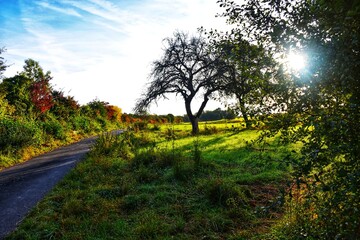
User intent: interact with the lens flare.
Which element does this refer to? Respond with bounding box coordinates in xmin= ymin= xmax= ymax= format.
xmin=287 ymin=52 xmax=306 ymax=71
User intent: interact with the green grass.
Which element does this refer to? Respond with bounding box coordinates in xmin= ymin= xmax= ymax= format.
xmin=145 ymin=117 xmax=246 ymax=133
xmin=7 ymin=126 xmax=299 ymax=239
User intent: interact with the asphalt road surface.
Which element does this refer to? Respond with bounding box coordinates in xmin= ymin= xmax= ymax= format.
xmin=0 ymin=136 xmax=99 ymax=239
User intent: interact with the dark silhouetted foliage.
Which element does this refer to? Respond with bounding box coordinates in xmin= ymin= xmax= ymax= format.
xmin=218 ymin=0 xmax=360 ymax=238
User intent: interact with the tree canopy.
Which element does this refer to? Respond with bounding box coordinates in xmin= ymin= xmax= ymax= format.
xmin=213 ymin=37 xmax=276 ymax=128
xmin=1 ymin=59 xmax=54 ymax=117
xmin=0 ymin=75 xmax=34 ymax=116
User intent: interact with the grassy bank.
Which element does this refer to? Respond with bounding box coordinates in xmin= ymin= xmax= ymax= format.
xmin=0 ymin=116 xmax=122 ymax=170
xmin=7 ymin=125 xmax=299 ymax=239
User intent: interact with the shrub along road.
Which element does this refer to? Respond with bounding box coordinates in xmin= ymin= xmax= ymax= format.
xmin=0 ymin=136 xmax=100 ymax=239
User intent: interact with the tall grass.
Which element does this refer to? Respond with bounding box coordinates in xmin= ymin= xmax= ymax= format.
xmin=7 ymin=126 xmax=299 ymax=239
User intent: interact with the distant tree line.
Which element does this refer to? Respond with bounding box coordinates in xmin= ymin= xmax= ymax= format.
xmin=183 ymin=108 xmax=236 ymax=122
xmin=121 ymin=113 xmax=183 ymax=125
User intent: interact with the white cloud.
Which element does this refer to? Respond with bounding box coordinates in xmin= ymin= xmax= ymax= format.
xmin=61 ymin=0 xmax=130 ymax=24
xmin=35 ymin=1 xmax=82 ymax=18
xmin=3 ymin=0 xmax=228 ymax=115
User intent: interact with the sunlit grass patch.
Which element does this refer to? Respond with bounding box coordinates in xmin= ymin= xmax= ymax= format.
xmin=7 ymin=126 xmax=300 ymax=239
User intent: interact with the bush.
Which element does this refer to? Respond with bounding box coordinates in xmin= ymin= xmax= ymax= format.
xmin=70 ymin=115 xmax=91 ymax=133
xmin=192 ymin=137 xmax=202 ymax=168
xmin=42 ymin=119 xmax=66 ymax=140
xmin=0 ymin=118 xmax=41 ymax=152
xmin=90 ymin=120 xmax=103 ymax=132
xmin=96 ymin=116 xmax=108 ymax=130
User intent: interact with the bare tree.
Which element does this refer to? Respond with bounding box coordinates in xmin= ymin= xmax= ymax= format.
xmin=134 ymin=31 xmax=229 ymax=134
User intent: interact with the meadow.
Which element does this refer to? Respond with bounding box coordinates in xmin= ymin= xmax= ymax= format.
xmin=7 ymin=120 xmax=300 ymax=239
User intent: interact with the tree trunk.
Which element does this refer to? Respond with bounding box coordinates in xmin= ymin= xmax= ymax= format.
xmin=185 ymin=98 xmax=200 ymax=135
xmin=189 ymin=116 xmax=199 ymax=135
xmin=239 ymin=98 xmax=250 ymax=128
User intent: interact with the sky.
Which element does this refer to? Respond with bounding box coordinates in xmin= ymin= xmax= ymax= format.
xmin=0 ymin=0 xmax=229 ymax=115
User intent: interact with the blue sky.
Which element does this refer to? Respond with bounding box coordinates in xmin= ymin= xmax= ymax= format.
xmin=0 ymin=0 xmax=227 ymax=115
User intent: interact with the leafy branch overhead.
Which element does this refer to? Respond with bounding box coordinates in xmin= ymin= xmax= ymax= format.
xmin=217 ymin=0 xmax=360 ymax=238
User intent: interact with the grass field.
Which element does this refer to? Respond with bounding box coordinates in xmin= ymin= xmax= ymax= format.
xmin=7 ymin=122 xmax=300 ymax=239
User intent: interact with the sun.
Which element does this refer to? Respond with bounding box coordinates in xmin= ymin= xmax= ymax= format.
xmin=287 ymin=52 xmax=306 ymax=71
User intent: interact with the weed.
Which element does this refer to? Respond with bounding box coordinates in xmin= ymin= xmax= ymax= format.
xmin=164 ymin=126 xmax=177 ymax=161
xmin=192 ymin=137 xmax=202 ymax=168
xmin=91 ymin=132 xmax=134 ymax=160
xmin=165 ymin=127 xmax=176 ymax=141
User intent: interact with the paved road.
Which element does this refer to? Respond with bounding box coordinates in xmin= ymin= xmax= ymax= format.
xmin=0 ymin=136 xmax=98 ymax=239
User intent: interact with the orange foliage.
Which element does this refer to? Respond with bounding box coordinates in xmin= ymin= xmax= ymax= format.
xmin=106 ymin=105 xmax=122 ymax=122
xmin=30 ymin=79 xmax=53 ymax=113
